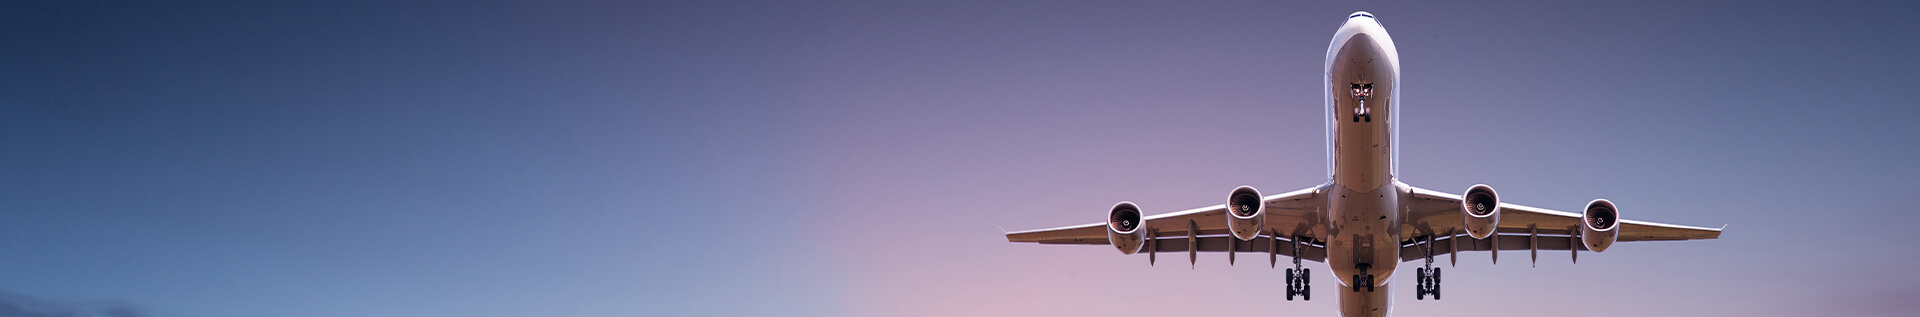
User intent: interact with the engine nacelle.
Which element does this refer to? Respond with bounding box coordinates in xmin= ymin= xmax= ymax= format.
xmin=1226 ymin=186 xmax=1265 ymax=241
xmin=1581 ymin=199 xmax=1620 ymax=252
xmin=1108 ymin=201 xmax=1148 ymax=255
xmin=1461 ymin=184 xmax=1502 ymax=239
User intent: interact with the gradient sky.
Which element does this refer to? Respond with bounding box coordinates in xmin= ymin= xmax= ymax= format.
xmin=4 ymin=1 xmax=1919 ymax=317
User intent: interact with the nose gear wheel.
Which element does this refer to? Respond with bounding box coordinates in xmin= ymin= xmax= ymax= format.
xmin=1349 ymin=83 xmax=1374 ymax=123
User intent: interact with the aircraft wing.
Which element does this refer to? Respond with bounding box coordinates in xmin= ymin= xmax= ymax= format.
xmin=1398 ymin=185 xmax=1722 ymax=262
xmin=1005 ymin=185 xmax=1332 ymax=262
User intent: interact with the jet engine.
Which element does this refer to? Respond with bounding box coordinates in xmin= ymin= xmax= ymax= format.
xmin=1461 ymin=184 xmax=1502 ymax=239
xmin=1227 ymin=186 xmax=1265 ymax=241
xmin=1108 ymin=201 xmax=1148 ymax=255
xmin=1581 ymin=199 xmax=1620 ymax=252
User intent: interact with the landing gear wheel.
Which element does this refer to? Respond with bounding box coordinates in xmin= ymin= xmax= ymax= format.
xmin=1432 ymin=268 xmax=1441 ymax=300
xmin=1352 ymin=275 xmax=1361 ymax=293
xmin=1285 ymin=267 xmax=1314 ymax=301
xmin=1413 ymin=267 xmax=1443 ymax=300
xmin=1352 ymin=262 xmax=1378 ymax=292
xmin=1415 ymin=269 xmax=1428 ymax=300
xmin=1285 ymin=268 xmax=1297 ymax=301
xmin=1301 ymin=268 xmax=1311 ymax=301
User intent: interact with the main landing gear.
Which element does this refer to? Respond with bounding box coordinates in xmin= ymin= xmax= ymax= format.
xmin=1351 ymin=263 xmax=1376 ymax=292
xmin=1415 ymin=236 xmax=1442 ymax=300
xmin=1415 ymin=267 xmax=1441 ymax=300
xmin=1285 ymin=267 xmax=1311 ymax=301
xmin=1284 ymin=244 xmax=1310 ymax=301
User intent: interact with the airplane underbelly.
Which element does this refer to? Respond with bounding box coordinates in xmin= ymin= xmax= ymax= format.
xmin=1328 ymin=32 xmax=1395 ymax=193
xmin=1328 ymin=185 xmax=1400 ymax=277
xmin=1332 ymin=124 xmax=1391 ymax=192
xmin=1339 ymin=282 xmax=1393 ymax=317
xmin=1328 ymin=184 xmax=1400 ymax=317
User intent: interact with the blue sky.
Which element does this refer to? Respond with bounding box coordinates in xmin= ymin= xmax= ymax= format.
xmin=3 ymin=1 xmax=1919 ymax=316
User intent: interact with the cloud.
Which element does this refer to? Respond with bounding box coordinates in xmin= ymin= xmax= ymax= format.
xmin=0 ymin=291 xmax=147 ymax=317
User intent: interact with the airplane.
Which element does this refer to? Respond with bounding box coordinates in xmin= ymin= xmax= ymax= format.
xmin=1003 ymin=11 xmax=1723 ymax=317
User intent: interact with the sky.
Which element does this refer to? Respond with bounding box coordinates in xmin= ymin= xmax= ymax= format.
xmin=3 ymin=1 xmax=1919 ymax=316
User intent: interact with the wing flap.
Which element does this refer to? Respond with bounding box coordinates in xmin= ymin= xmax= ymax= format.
xmin=1399 ymin=233 xmax=1584 ymax=262
xmin=1153 ymin=235 xmax=1329 ymax=262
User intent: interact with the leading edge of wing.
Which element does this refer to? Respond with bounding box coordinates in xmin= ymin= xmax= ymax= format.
xmin=1004 ymin=186 xmax=1324 ymax=244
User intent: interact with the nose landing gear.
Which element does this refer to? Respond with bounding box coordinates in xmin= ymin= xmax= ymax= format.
xmin=1349 ymin=83 xmax=1373 ymax=123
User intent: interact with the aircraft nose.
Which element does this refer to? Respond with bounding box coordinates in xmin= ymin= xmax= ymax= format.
xmin=1340 ymin=33 xmax=1381 ymax=57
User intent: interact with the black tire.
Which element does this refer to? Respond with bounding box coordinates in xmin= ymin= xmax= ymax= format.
xmin=1302 ymin=268 xmax=1310 ymax=285
xmin=1416 ymin=268 xmax=1426 ymax=286
xmin=1286 ymin=269 xmax=1295 ymax=288
xmin=1303 ymin=284 xmax=1311 ymax=301
xmin=1352 ymin=275 xmax=1361 ymax=292
xmin=1433 ymin=268 xmax=1441 ymax=284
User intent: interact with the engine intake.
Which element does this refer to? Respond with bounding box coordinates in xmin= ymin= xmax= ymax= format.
xmin=1581 ymin=199 xmax=1620 ymax=252
xmin=1461 ymin=184 xmax=1501 ymax=239
xmin=1226 ymin=186 xmax=1265 ymax=241
xmin=1108 ymin=201 xmax=1148 ymax=255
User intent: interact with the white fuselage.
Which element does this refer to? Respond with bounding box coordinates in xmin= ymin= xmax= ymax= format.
xmin=1323 ymin=13 xmax=1402 ymax=317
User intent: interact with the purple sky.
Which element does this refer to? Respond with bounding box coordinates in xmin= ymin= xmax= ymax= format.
xmin=4 ymin=1 xmax=1919 ymax=317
